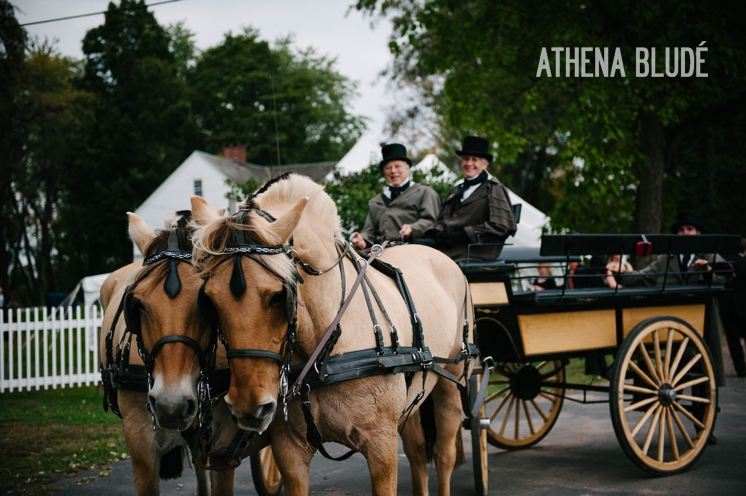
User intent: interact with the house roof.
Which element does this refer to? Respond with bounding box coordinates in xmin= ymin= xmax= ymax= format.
xmin=198 ymin=151 xmax=337 ymax=183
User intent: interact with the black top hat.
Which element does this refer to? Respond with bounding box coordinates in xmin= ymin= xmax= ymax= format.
xmin=379 ymin=143 xmax=412 ymax=169
xmin=456 ymin=136 xmax=493 ymax=162
xmin=670 ymin=210 xmax=705 ymax=233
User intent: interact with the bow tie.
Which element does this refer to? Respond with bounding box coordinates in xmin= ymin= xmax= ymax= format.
xmin=448 ymin=171 xmax=488 ymax=204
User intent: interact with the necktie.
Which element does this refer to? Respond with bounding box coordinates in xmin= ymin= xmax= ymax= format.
xmin=448 ymin=171 xmax=488 ymax=204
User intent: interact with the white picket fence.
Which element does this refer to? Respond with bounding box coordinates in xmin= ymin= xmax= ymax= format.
xmin=0 ymin=305 xmax=103 ymax=393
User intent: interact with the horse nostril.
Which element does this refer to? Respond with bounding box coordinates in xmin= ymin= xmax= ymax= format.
xmin=255 ymin=402 xmax=276 ymax=420
xmin=185 ymin=399 xmax=197 ymax=418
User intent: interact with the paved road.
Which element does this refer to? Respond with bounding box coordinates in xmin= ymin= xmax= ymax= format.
xmin=55 ymin=367 xmax=746 ymax=495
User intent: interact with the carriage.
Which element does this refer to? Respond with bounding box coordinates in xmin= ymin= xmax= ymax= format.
xmin=101 ymin=176 xmax=739 ymax=495
xmin=460 ymin=232 xmax=740 ymax=493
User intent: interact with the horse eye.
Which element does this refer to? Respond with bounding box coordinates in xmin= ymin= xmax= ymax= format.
xmin=268 ymin=291 xmax=284 ymax=307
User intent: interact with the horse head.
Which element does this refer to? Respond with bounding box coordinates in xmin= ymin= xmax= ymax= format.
xmin=191 ymin=174 xmax=340 ymax=433
xmin=126 ymin=211 xmax=215 ymax=432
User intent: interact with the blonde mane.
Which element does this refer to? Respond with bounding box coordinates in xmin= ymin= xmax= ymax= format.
xmin=248 ymin=174 xmax=342 ymax=236
xmin=192 ymin=174 xmax=341 ymax=279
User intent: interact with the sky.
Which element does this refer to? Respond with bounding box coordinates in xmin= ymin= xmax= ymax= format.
xmin=15 ymin=0 xmax=395 ymax=136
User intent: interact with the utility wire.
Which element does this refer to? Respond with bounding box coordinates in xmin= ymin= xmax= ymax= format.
xmin=13 ymin=0 xmax=184 ymax=28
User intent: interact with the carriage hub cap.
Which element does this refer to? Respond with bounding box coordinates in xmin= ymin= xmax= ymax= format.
xmin=658 ymin=384 xmax=677 ymax=406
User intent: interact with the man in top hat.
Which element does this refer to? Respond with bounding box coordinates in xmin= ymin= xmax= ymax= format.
xmin=351 ymin=143 xmax=441 ymax=250
xmin=606 ymin=210 xmax=729 ymax=287
xmin=425 ymin=136 xmax=516 ymax=261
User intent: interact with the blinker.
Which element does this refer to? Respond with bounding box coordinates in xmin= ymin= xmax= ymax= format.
xmin=164 ymin=227 xmax=182 ymax=298
xmin=230 ymin=254 xmax=247 ymax=299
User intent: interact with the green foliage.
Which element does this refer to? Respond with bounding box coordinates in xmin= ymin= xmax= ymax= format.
xmin=357 ymin=0 xmax=746 ymax=234
xmin=190 ymin=28 xmax=367 ymax=165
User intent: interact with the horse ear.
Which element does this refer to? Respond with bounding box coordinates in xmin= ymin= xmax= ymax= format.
xmin=255 ymin=197 xmax=309 ymax=245
xmin=217 ymin=208 xmax=226 ymax=217
xmin=191 ymin=196 xmax=222 ymax=226
xmin=127 ymin=212 xmax=156 ymax=256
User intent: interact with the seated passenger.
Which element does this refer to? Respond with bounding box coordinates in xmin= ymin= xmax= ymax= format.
xmin=425 ymin=136 xmax=516 ymax=261
xmin=531 ymin=263 xmax=558 ymax=291
xmin=351 ymin=143 xmax=441 ymax=250
xmin=604 ymin=254 xmax=633 ymax=289
xmin=573 ymin=255 xmax=608 ymax=289
xmin=606 ymin=210 xmax=729 ymax=287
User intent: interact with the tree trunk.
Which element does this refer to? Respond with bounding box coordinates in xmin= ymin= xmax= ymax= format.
xmin=635 ymin=110 xmax=666 ymax=234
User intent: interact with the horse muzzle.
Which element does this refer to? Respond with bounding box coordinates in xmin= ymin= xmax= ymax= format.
xmin=226 ymin=398 xmax=277 ymax=433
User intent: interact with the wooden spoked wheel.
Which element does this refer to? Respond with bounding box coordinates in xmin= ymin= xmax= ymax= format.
xmin=250 ymin=446 xmax=283 ymax=496
xmin=610 ymin=316 xmax=717 ymax=476
xmin=485 ymin=360 xmax=565 ymax=450
xmin=470 ymin=373 xmax=489 ymax=496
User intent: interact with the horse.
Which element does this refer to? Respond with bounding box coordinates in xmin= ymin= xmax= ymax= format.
xmin=189 ymin=173 xmax=476 ymax=496
xmin=99 ymin=210 xmax=240 ymax=496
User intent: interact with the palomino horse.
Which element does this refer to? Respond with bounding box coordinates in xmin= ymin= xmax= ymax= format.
xmin=100 ymin=211 xmax=239 ymax=496
xmin=190 ymin=173 xmax=475 ymax=495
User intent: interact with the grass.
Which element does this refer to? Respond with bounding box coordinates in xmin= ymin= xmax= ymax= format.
xmin=0 ymin=386 xmax=127 ymax=495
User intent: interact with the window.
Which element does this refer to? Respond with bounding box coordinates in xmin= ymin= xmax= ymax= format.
xmin=194 ymin=179 xmax=203 ymax=197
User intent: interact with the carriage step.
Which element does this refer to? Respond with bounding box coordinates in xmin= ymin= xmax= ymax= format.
xmin=462 ymin=418 xmax=491 ymax=430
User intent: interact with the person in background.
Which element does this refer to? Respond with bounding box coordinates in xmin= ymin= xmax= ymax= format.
xmin=0 ymin=286 xmax=4 ymax=310
xmin=605 ymin=210 xmax=729 ymax=287
xmin=720 ymin=238 xmax=746 ymax=378
xmin=573 ymin=255 xmax=608 ymax=289
xmin=531 ymin=263 xmax=558 ymax=291
xmin=352 ymin=143 xmax=441 ymax=250
xmin=604 ymin=254 xmax=633 ymax=289
xmin=425 ymin=136 xmax=516 ymax=261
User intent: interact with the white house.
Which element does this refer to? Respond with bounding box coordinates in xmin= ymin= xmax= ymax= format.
xmin=132 ymin=146 xmax=336 ymax=260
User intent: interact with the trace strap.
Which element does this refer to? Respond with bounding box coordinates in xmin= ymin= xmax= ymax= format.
xmin=286 ymin=242 xmax=387 ymax=402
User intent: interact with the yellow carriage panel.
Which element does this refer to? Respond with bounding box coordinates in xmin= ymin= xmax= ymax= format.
xmin=518 ymin=309 xmax=616 ymax=356
xmin=622 ymin=304 xmax=705 ymax=338
xmin=470 ymin=282 xmax=509 ymax=306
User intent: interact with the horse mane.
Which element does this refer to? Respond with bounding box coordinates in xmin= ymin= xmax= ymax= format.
xmin=143 ymin=210 xmax=194 ymax=257
xmin=247 ymin=173 xmax=342 ymax=236
xmin=192 ymin=173 xmax=340 ymax=279
xmin=136 ymin=210 xmax=194 ymax=286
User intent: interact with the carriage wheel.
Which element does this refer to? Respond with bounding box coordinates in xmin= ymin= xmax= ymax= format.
xmin=250 ymin=446 xmax=283 ymax=496
xmin=485 ymin=360 xmax=564 ymax=450
xmin=610 ymin=316 xmax=717 ymax=476
xmin=470 ymin=373 xmax=489 ymax=496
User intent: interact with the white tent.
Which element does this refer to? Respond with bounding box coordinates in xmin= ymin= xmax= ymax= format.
xmin=325 ymin=130 xmax=384 ymax=180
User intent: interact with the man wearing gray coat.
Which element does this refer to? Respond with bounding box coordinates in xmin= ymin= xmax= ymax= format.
xmin=352 ymin=143 xmax=441 ymax=249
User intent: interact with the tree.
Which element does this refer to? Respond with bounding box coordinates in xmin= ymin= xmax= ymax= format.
xmin=189 ymin=28 xmax=367 ymax=165
xmin=357 ymin=0 xmax=746 ymax=234
xmin=57 ymin=0 xmax=199 ymax=278
xmin=0 ymin=0 xmax=28 ymax=297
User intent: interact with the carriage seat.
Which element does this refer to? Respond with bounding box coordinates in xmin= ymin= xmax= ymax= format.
xmin=458 ymin=260 xmax=515 ymax=275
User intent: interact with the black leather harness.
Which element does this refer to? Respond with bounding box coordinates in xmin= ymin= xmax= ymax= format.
xmin=202 ymin=206 xmax=486 ymax=461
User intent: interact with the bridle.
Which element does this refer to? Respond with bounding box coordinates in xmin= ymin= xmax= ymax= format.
xmin=196 ymin=206 xmax=354 ymax=418
xmin=103 ymin=228 xmax=219 ymax=427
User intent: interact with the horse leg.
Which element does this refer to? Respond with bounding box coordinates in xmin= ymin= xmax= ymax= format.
xmin=430 ymin=380 xmax=463 ymax=496
xmin=401 ymin=409 xmax=430 ymax=496
xmin=208 ymin=467 xmax=235 ymax=496
xmin=194 ymin=466 xmax=209 ymax=496
xmin=362 ymin=425 xmax=400 ymax=496
xmin=269 ymin=430 xmax=314 ymax=496
xmin=121 ymin=393 xmax=160 ymax=496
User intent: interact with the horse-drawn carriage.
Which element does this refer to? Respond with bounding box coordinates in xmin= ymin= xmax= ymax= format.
xmin=99 ymin=174 xmax=739 ymax=495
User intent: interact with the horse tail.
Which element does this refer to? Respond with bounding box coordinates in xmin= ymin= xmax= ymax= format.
xmin=454 ymin=424 xmax=465 ymax=468
xmin=159 ymin=446 xmax=184 ymax=480
xmin=419 ymin=395 xmax=436 ymax=463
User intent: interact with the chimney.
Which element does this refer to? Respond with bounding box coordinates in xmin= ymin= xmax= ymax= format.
xmin=223 ymin=143 xmax=247 ymax=165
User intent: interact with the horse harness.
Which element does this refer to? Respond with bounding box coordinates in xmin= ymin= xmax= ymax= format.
xmin=201 ymin=206 xmax=483 ymax=462
xmin=100 ymin=229 xmax=237 ymax=471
